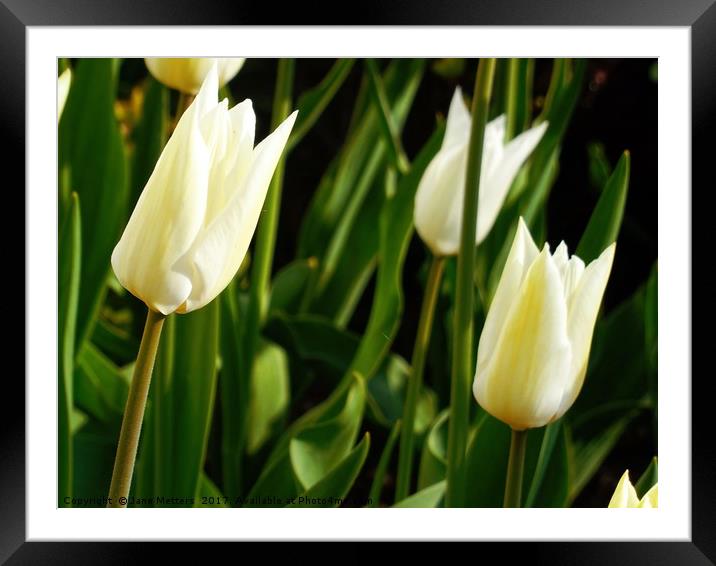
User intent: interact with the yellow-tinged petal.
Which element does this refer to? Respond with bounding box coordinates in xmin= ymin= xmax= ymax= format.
xmin=608 ymin=470 xmax=641 ymax=508
xmin=555 ymin=243 xmax=616 ymax=418
xmin=474 ymin=244 xmax=571 ymax=430
xmin=639 ymin=484 xmax=658 ymax=508
xmin=145 ymin=57 xmax=245 ymax=94
xmin=476 ymin=217 xmax=539 ymax=372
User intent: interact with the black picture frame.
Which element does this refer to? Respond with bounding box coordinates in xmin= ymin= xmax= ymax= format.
xmin=6 ymin=0 xmax=707 ymax=560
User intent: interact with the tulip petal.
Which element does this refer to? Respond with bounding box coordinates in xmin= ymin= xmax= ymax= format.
xmin=476 ymin=217 xmax=539 ymax=372
xmin=443 ymin=87 xmax=471 ymax=150
xmin=476 ymin=121 xmax=547 ymax=243
xmin=111 ymin=86 xmax=211 ymax=314
xmin=639 ymin=484 xmax=658 ymax=508
xmin=217 ymin=58 xmax=246 ymax=86
xmin=57 ymin=68 xmax=71 ymax=121
xmin=413 ymin=142 xmax=467 ymax=256
xmin=608 ymin=470 xmax=640 ymax=508
xmin=553 ymin=241 xmax=586 ymax=301
xmin=177 ymin=111 xmax=297 ymax=312
xmin=474 ymin=244 xmax=571 ymax=430
xmin=554 ymin=243 xmax=616 ymax=419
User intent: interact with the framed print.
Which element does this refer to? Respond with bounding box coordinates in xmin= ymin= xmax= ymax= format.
xmin=7 ymin=0 xmax=708 ymax=560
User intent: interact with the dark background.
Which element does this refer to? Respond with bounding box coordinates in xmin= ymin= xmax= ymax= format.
xmin=119 ymin=58 xmax=657 ymax=507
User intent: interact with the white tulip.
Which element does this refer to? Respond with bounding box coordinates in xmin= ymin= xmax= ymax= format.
xmin=608 ymin=470 xmax=659 ymax=508
xmin=145 ymin=58 xmax=246 ymax=94
xmin=112 ymin=64 xmax=296 ymax=315
xmin=414 ymin=88 xmax=547 ymax=256
xmin=473 ymin=218 xmax=616 ymax=430
xmin=58 ymin=68 xmax=72 ymax=122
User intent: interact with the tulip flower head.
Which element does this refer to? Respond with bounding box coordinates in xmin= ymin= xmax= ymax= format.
xmin=473 ymin=218 xmax=616 ymax=430
xmin=112 ymin=64 xmax=296 ymax=315
xmin=608 ymin=470 xmax=658 ymax=508
xmin=145 ymin=58 xmax=246 ymax=95
xmin=58 ymin=68 xmax=72 ymax=122
xmin=414 ymin=88 xmax=547 ymax=256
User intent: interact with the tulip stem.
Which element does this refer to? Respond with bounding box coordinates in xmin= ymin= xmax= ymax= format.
xmin=504 ymin=428 xmax=528 ymax=508
xmin=107 ymin=308 xmax=166 ymax=508
xmin=445 ymin=57 xmax=496 ymax=508
xmin=395 ymin=254 xmax=445 ymax=503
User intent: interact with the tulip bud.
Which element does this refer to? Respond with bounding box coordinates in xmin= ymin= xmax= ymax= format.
xmin=608 ymin=470 xmax=658 ymax=508
xmin=144 ymin=58 xmax=246 ymax=94
xmin=473 ymin=218 xmax=615 ymax=430
xmin=111 ymin=64 xmax=296 ymax=315
xmin=414 ymin=88 xmax=547 ymax=256
xmin=58 ymin=68 xmax=71 ymax=121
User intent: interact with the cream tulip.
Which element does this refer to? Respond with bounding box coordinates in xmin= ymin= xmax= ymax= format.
xmin=414 ymin=88 xmax=547 ymax=256
xmin=608 ymin=470 xmax=658 ymax=508
xmin=145 ymin=58 xmax=246 ymax=94
xmin=111 ymin=64 xmax=297 ymax=315
xmin=58 ymin=68 xmax=71 ymax=121
xmin=473 ymin=218 xmax=616 ymax=430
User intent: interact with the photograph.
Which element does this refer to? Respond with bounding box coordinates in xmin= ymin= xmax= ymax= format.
xmin=57 ymin=56 xmax=658 ymax=510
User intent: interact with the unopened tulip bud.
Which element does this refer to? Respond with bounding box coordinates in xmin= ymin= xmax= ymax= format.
xmin=414 ymin=88 xmax=547 ymax=256
xmin=608 ymin=470 xmax=658 ymax=508
xmin=145 ymin=58 xmax=245 ymax=94
xmin=112 ymin=65 xmax=296 ymax=315
xmin=473 ymin=218 xmax=615 ymax=430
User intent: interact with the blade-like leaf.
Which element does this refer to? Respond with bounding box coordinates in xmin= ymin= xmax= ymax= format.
xmin=288 ymin=59 xmax=356 ymax=151
xmin=576 ymin=151 xmax=631 ymax=262
xmin=288 ymin=433 xmax=371 ymax=508
xmin=392 ymin=481 xmax=446 ymax=508
xmin=58 ymin=193 xmax=81 ymax=506
xmin=59 ymin=58 xmax=128 ymax=350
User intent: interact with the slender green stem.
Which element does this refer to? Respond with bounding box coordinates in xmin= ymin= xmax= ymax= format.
xmin=107 ymin=309 xmax=166 ymax=508
xmin=395 ymin=254 xmax=446 ymax=502
xmin=504 ymin=428 xmax=528 ymax=508
xmin=445 ymin=58 xmax=496 ymax=508
xmin=368 ymin=419 xmax=402 ymax=507
xmin=505 ymin=58 xmax=520 ymax=141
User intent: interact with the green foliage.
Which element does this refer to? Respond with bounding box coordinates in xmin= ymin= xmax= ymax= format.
xmin=58 ymin=58 xmax=656 ymax=510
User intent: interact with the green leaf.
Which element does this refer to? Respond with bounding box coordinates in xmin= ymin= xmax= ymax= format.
xmin=219 ymin=282 xmax=247 ymax=500
xmin=264 ymin=314 xmax=436 ymax=431
xmin=196 ymin=473 xmax=229 ymax=508
xmin=365 ymin=59 xmax=410 ymax=174
xmin=288 ymin=59 xmax=356 ymax=151
xmin=504 ymin=58 xmax=534 ymax=140
xmin=645 ymin=263 xmax=658 ymax=374
xmin=576 ymin=151 xmax=630 ymax=263
xmin=91 ymin=318 xmax=139 ymax=366
xmin=59 ymin=58 xmax=128 ymax=350
xmin=245 ymin=374 xmax=366 ymax=507
xmin=297 ymin=59 xmax=424 ymax=262
xmin=247 ymin=342 xmax=291 ymax=455
xmin=431 ymin=58 xmax=466 ymax=79
xmin=72 ymin=418 xmax=120 ymax=504
xmin=75 ymin=343 xmax=130 ymax=421
xmin=587 ymin=141 xmax=612 ymax=191
xmin=129 ymin=76 xmax=168 ymax=209
xmin=524 ymin=420 xmax=562 ymax=507
xmin=368 ymin=420 xmax=401 ymax=507
xmin=417 ymin=410 xmax=449 ymax=490
xmin=635 ymin=457 xmax=658 ymax=499
xmin=344 ymin=123 xmax=444 ymax=385
xmin=269 ymin=258 xmax=318 ymax=316
xmin=58 ymin=193 xmax=81 ymax=506
xmin=393 ymin=481 xmax=446 ymax=508
xmin=289 ymin=374 xmax=366 ymax=490
xmin=135 ymin=302 xmax=219 ymax=505
xmin=311 ymin=61 xmax=425 ymax=300
xmin=288 ymin=433 xmax=371 ymax=508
